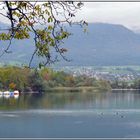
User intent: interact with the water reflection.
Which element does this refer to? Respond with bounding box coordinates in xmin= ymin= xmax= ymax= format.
xmin=0 ymin=91 xmax=140 ymax=110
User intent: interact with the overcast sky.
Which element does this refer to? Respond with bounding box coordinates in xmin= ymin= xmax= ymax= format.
xmin=1 ymin=2 xmax=140 ymax=31
xmin=76 ymin=2 xmax=140 ymax=31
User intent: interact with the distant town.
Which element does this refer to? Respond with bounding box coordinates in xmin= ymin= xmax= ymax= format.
xmin=52 ymin=66 xmax=140 ymax=89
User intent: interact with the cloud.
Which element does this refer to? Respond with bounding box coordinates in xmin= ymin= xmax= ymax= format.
xmin=1 ymin=2 xmax=140 ymax=31
xmin=75 ymin=2 xmax=140 ymax=30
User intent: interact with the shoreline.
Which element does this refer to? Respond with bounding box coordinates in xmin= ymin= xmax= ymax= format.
xmin=44 ymin=86 xmax=103 ymax=93
xmin=11 ymin=87 xmax=140 ymax=94
xmin=21 ymin=86 xmax=110 ymax=93
xmin=112 ymin=88 xmax=140 ymax=91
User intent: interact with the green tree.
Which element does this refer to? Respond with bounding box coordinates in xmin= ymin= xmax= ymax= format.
xmin=28 ymin=69 xmax=45 ymax=92
xmin=0 ymin=1 xmax=86 ymax=67
xmin=0 ymin=66 xmax=30 ymax=90
xmin=133 ymin=79 xmax=140 ymax=89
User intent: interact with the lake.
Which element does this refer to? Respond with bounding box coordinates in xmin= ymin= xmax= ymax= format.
xmin=0 ymin=90 xmax=140 ymax=138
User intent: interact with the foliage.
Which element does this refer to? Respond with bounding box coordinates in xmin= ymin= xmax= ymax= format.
xmin=0 ymin=66 xmax=30 ymax=91
xmin=0 ymin=1 xmax=86 ymax=67
xmin=110 ymin=79 xmax=140 ymax=89
xmin=39 ymin=69 xmax=111 ymax=90
xmin=9 ymin=82 xmax=16 ymax=90
xmin=28 ymin=69 xmax=45 ymax=92
xmin=0 ymin=66 xmax=111 ymax=92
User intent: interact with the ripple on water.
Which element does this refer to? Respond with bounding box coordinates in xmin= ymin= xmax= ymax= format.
xmin=0 ymin=109 xmax=140 ymax=116
xmin=0 ymin=114 xmax=19 ymax=118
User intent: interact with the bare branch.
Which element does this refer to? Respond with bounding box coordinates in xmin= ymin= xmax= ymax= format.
xmin=0 ymin=1 xmax=84 ymax=67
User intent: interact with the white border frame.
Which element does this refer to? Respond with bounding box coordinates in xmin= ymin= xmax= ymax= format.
xmin=0 ymin=0 xmax=140 ymax=139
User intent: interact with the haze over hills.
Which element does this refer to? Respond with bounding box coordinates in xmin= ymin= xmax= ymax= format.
xmin=1 ymin=22 xmax=140 ymax=66
xmin=63 ymin=23 xmax=140 ymax=66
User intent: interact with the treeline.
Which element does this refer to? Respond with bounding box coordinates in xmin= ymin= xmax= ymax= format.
xmin=110 ymin=79 xmax=140 ymax=89
xmin=0 ymin=66 xmax=111 ymax=92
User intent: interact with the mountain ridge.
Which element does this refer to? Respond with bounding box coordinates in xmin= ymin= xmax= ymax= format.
xmin=0 ymin=22 xmax=140 ymax=66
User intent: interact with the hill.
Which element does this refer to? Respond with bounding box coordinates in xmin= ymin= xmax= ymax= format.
xmin=1 ymin=22 xmax=140 ymax=66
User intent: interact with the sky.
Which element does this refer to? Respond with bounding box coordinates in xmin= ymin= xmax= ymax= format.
xmin=75 ymin=2 xmax=140 ymax=31
xmin=1 ymin=2 xmax=140 ymax=31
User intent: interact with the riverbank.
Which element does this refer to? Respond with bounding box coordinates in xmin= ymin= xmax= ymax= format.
xmin=112 ymin=89 xmax=140 ymax=91
xmin=30 ymin=87 xmax=140 ymax=93
xmin=44 ymin=86 xmax=111 ymax=93
xmin=21 ymin=86 xmax=110 ymax=93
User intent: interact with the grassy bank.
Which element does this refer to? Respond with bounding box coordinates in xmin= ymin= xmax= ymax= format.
xmin=45 ymin=86 xmax=111 ymax=93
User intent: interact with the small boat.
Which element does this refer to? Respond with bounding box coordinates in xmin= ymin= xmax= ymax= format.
xmin=0 ymin=92 xmax=3 ymax=98
xmin=10 ymin=92 xmax=14 ymax=97
xmin=3 ymin=91 xmax=10 ymax=98
xmin=14 ymin=90 xmax=19 ymax=99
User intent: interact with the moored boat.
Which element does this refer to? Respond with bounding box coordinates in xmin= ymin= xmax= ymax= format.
xmin=14 ymin=90 xmax=19 ymax=99
xmin=0 ymin=90 xmax=20 ymax=98
xmin=3 ymin=91 xmax=10 ymax=98
xmin=10 ymin=92 xmax=14 ymax=97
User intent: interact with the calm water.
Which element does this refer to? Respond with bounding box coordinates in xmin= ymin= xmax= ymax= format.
xmin=1 ymin=91 xmax=140 ymax=138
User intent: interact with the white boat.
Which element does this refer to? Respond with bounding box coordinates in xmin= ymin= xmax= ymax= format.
xmin=0 ymin=92 xmax=3 ymax=98
xmin=3 ymin=91 xmax=10 ymax=98
xmin=14 ymin=90 xmax=19 ymax=99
